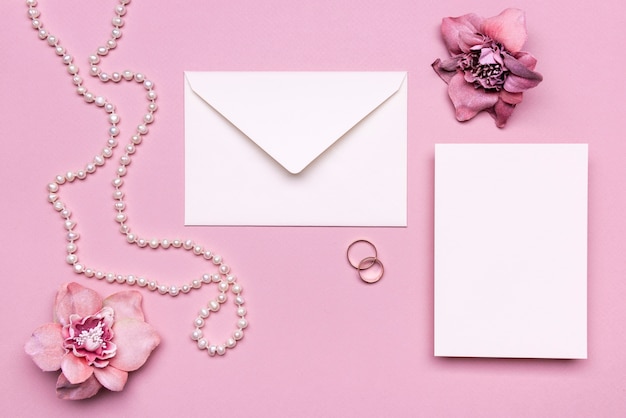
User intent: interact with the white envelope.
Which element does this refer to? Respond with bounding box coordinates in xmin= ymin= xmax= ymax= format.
xmin=434 ymin=144 xmax=588 ymax=359
xmin=184 ymin=71 xmax=407 ymax=226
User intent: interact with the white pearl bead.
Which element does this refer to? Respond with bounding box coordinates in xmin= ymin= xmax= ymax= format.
xmin=216 ymin=345 xmax=226 ymax=356
xmin=219 ymin=264 xmax=230 ymax=274
xmin=115 ymin=213 xmax=126 ymax=223
xmin=95 ymin=96 xmax=106 ymax=107
xmin=235 ymin=296 xmax=245 ymax=305
xmin=106 ymin=39 xmax=117 ymax=49
xmin=136 ymin=238 xmax=147 ymax=247
xmin=227 ymin=275 xmax=237 ymax=283
xmin=112 ymin=17 xmax=124 ymax=27
xmin=111 ymin=72 xmax=121 ymax=82
xmin=48 ymin=182 xmax=59 ymax=192
xmin=89 ymin=54 xmax=99 ymax=64
xmin=126 ymin=233 xmax=136 ymax=243
xmin=203 ymin=251 xmax=213 ymax=260
xmin=66 ymin=243 xmax=77 ymax=253
xmin=194 ymin=317 xmax=205 ymax=327
xmin=27 ymin=0 xmax=37 ymax=7
xmin=67 ymin=65 xmax=78 ymax=75
xmin=60 ymin=209 xmax=71 ymax=218
xmin=137 ymin=124 xmax=148 ymax=134
xmin=149 ymin=239 xmax=159 ymax=249
xmin=181 ymin=284 xmax=191 ymax=293
xmin=126 ymin=275 xmax=136 ymax=285
xmin=172 ymin=240 xmax=182 ymax=248
xmin=105 ymin=103 xmax=115 ymax=113
xmin=208 ymin=345 xmax=217 ymax=356
xmin=95 ymin=271 xmax=105 ymax=279
xmin=201 ymin=274 xmax=211 ymax=283
xmin=106 ymin=273 xmax=116 ymax=283
xmin=65 ymin=171 xmax=75 ymax=182
xmin=76 ymin=170 xmax=86 ymax=179
xmin=193 ymin=245 xmax=203 ymax=254
xmin=226 ymin=338 xmax=236 ymax=348
xmin=29 ymin=8 xmax=40 ymax=18
xmin=38 ymin=29 xmax=48 ymax=39
xmin=47 ymin=35 xmax=57 ymax=46
xmin=117 ymin=166 xmax=127 ymax=176
xmin=90 ymin=66 xmax=100 ymax=76
xmin=126 ymin=144 xmax=136 ymax=154
xmin=73 ymin=264 xmax=84 ymax=273
xmin=31 ymin=19 xmax=41 ymax=29
xmin=112 ymin=28 xmax=122 ymax=39
xmin=97 ymin=46 xmax=108 ymax=56
xmin=199 ymin=308 xmax=209 ymax=318
xmin=237 ymin=307 xmax=247 ymax=317
xmin=232 ymin=284 xmax=242 ymax=294
xmin=218 ymin=282 xmax=229 ymax=292
xmin=212 ymin=255 xmax=223 ymax=265
xmin=122 ymin=70 xmax=134 ymax=80
xmin=238 ymin=318 xmax=248 ymax=329
xmin=66 ymin=231 xmax=79 ymax=241
xmin=99 ymin=73 xmax=110 ymax=82
xmin=54 ymin=201 xmax=65 ymax=211
xmin=56 ymin=46 xmax=65 ymax=56
xmin=148 ymin=281 xmax=158 ymax=290
xmin=208 ymin=301 xmax=220 ymax=311
xmin=112 ymin=178 xmax=123 ymax=187
xmin=197 ymin=339 xmax=208 ymax=350
xmin=148 ymin=102 xmax=158 ymax=112
xmin=115 ymin=275 xmax=125 ymax=284
xmin=85 ymin=268 xmax=94 ymax=278
xmin=143 ymin=80 xmax=154 ymax=89
xmin=134 ymin=73 xmax=144 ymax=82
xmin=64 ymin=220 xmax=75 ymax=230
xmin=217 ymin=294 xmax=227 ymax=303
xmin=191 ymin=329 xmax=203 ymax=341
xmin=120 ymin=155 xmax=131 ymax=165
xmin=211 ymin=274 xmax=221 ymax=283
xmin=192 ymin=279 xmax=201 ymax=289
xmin=146 ymin=91 xmax=157 ymax=100
xmin=137 ymin=277 xmax=147 ymax=287
xmin=160 ymin=239 xmax=170 ymax=249
xmin=66 ymin=254 xmax=77 ymax=264
xmin=169 ymin=286 xmax=179 ymax=296
xmin=115 ymin=5 xmax=127 ymax=15
xmin=48 ymin=193 xmax=58 ymax=202
xmin=233 ymin=330 xmax=244 ymax=340
xmin=84 ymin=93 xmax=95 ymax=103
xmin=158 ymin=284 xmax=168 ymax=294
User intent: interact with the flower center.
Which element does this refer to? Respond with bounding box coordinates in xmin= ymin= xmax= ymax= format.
xmin=460 ymin=42 xmax=509 ymax=91
xmin=73 ymin=321 xmax=107 ymax=352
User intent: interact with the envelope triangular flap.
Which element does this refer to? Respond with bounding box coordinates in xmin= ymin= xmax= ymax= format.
xmin=186 ymin=71 xmax=406 ymax=174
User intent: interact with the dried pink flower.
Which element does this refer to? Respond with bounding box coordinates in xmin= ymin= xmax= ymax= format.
xmin=25 ymin=282 xmax=160 ymax=400
xmin=432 ymin=8 xmax=543 ymax=127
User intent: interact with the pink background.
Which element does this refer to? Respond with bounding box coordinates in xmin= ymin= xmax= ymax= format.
xmin=2 ymin=0 xmax=625 ymax=416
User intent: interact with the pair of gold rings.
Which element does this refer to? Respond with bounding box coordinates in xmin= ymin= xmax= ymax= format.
xmin=346 ymin=239 xmax=384 ymax=284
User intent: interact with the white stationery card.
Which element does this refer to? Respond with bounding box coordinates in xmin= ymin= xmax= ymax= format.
xmin=434 ymin=144 xmax=588 ymax=359
xmin=184 ymin=72 xmax=407 ymax=226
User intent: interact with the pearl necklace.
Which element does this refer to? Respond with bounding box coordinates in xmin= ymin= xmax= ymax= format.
xmin=26 ymin=0 xmax=248 ymax=356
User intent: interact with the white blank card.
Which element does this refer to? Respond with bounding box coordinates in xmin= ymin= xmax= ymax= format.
xmin=434 ymin=144 xmax=588 ymax=359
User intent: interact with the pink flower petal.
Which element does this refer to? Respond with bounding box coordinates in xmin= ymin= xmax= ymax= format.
xmin=502 ymin=54 xmax=543 ymax=93
xmin=447 ymin=72 xmax=499 ymax=122
xmin=500 ymin=90 xmax=523 ymax=105
xmin=25 ymin=323 xmax=65 ymax=371
xmin=109 ymin=318 xmax=160 ymax=372
xmin=56 ymin=373 xmax=102 ymax=400
xmin=54 ymin=282 xmax=103 ymax=326
xmin=103 ymin=290 xmax=145 ymax=322
xmin=441 ymin=13 xmax=484 ymax=54
xmin=513 ymin=51 xmax=538 ymax=70
xmin=432 ymin=58 xmax=459 ymax=84
xmin=61 ymin=352 xmax=94 ymax=384
xmin=482 ymin=8 xmax=528 ymax=54
xmin=93 ymin=366 xmax=129 ymax=392
xmin=487 ymin=98 xmax=516 ymax=128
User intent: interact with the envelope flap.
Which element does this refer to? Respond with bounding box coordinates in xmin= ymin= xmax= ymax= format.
xmin=185 ymin=71 xmax=406 ymax=174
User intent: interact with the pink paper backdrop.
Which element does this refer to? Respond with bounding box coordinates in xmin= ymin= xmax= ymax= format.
xmin=3 ymin=0 xmax=625 ymax=416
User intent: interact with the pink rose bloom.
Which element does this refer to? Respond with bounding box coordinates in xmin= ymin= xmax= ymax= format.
xmin=432 ymin=8 xmax=543 ymax=127
xmin=25 ymin=282 xmax=160 ymax=400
